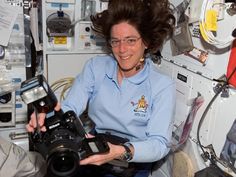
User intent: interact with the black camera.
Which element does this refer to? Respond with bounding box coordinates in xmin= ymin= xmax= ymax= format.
xmin=20 ymin=75 xmax=109 ymax=177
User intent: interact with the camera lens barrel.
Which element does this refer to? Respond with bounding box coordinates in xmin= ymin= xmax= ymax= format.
xmin=48 ymin=150 xmax=80 ymax=177
xmin=42 ymin=128 xmax=82 ymax=177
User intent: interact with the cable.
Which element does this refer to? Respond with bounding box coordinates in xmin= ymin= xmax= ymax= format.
xmin=70 ymin=16 xmax=87 ymax=27
xmin=199 ymin=0 xmax=234 ymax=48
xmin=50 ymin=77 xmax=74 ymax=101
xmin=196 ymin=83 xmax=223 ymax=160
xmin=196 ymin=66 xmax=236 ymax=173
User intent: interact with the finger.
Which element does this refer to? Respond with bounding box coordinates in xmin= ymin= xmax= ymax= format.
xmin=55 ymin=102 xmax=61 ymax=111
xmin=79 ymin=156 xmax=97 ymax=165
xmin=38 ymin=113 xmax=46 ymax=127
xmin=25 ymin=124 xmax=34 ymax=132
xmin=80 ymin=153 xmax=111 ymax=166
xmin=40 ymin=126 xmax=47 ymax=132
xmin=30 ymin=112 xmax=37 ymax=128
xmin=85 ymin=133 xmax=95 ymax=138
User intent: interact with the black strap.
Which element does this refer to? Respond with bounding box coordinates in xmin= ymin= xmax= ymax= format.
xmin=95 ymin=133 xmax=129 ymax=144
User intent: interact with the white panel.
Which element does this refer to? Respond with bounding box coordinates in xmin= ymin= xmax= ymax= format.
xmin=173 ymin=68 xmax=193 ymax=124
xmin=157 ymin=0 xmax=236 ymax=175
xmin=46 ymin=53 xmax=106 ymax=101
xmin=210 ymin=91 xmax=236 ymax=156
xmin=158 ymin=60 xmax=194 ymax=134
xmin=46 ymin=53 xmax=105 ymax=85
xmin=162 ymin=1 xmax=236 ymax=80
xmin=162 ymin=40 xmax=230 ymax=79
xmin=42 ymin=0 xmax=107 ymax=52
xmin=158 ymin=59 xmax=236 ymax=175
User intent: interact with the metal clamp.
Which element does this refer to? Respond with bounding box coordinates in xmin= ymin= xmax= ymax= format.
xmin=9 ymin=132 xmax=29 ymax=140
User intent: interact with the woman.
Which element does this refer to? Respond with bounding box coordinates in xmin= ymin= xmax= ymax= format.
xmin=27 ymin=0 xmax=176 ymax=176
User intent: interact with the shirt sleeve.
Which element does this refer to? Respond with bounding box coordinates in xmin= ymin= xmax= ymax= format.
xmin=61 ymin=58 xmax=95 ymax=116
xmin=129 ymin=81 xmax=176 ymax=162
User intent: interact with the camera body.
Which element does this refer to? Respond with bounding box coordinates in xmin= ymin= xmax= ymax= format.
xmin=20 ymin=75 xmax=109 ymax=177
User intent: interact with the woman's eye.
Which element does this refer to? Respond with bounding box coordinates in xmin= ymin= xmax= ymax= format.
xmin=127 ymin=38 xmax=136 ymax=44
xmin=111 ymin=40 xmax=119 ymax=45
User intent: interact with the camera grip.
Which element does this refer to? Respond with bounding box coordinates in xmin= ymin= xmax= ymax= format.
xmin=80 ymin=136 xmax=110 ymax=159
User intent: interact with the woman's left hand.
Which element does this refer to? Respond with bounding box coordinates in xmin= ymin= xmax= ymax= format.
xmin=79 ymin=142 xmax=124 ymax=166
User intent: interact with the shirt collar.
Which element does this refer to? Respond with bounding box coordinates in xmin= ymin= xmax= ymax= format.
xmin=105 ymin=57 xmax=151 ymax=85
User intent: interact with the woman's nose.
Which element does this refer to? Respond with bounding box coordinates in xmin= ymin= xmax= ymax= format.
xmin=118 ymin=41 xmax=128 ymax=52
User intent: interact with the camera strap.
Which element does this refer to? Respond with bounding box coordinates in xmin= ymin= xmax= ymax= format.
xmin=95 ymin=133 xmax=129 ymax=145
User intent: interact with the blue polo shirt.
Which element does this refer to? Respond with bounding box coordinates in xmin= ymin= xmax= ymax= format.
xmin=62 ymin=55 xmax=176 ymax=163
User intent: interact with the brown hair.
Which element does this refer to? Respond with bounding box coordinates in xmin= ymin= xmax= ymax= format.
xmin=91 ymin=0 xmax=175 ymax=54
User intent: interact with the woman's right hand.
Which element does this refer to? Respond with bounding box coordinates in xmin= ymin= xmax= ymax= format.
xmin=26 ymin=103 xmax=61 ymax=132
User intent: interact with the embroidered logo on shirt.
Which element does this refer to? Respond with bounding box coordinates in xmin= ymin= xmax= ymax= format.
xmin=131 ymin=95 xmax=148 ymax=113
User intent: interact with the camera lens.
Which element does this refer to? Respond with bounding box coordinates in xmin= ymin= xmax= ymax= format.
xmin=48 ymin=151 xmax=79 ymax=177
xmin=53 ymin=153 xmax=74 ymax=172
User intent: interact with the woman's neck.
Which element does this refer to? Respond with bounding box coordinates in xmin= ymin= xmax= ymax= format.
xmin=117 ymin=61 xmax=145 ymax=85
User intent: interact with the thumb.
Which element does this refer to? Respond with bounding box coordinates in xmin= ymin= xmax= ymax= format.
xmin=55 ymin=102 xmax=61 ymax=111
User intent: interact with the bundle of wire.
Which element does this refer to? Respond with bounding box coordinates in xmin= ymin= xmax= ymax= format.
xmin=199 ymin=0 xmax=234 ymax=48
xmin=50 ymin=77 xmax=74 ymax=101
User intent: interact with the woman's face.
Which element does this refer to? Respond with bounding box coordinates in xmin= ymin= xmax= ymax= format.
xmin=110 ymin=22 xmax=147 ymax=77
